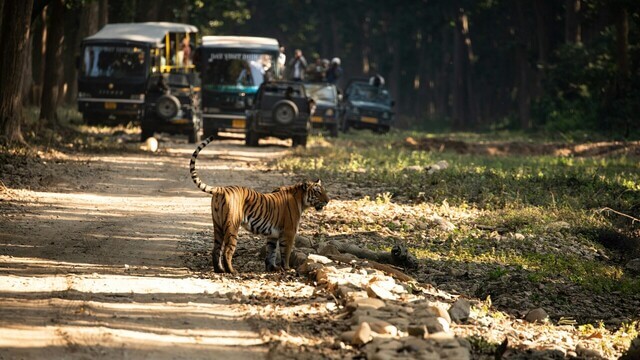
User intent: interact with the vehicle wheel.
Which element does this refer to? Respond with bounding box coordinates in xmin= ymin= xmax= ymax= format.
xmin=155 ymin=94 xmax=181 ymax=120
xmin=272 ymin=100 xmax=298 ymax=125
xmin=245 ymin=130 xmax=259 ymax=147
xmin=292 ymin=135 xmax=307 ymax=148
xmin=329 ymin=124 xmax=339 ymax=137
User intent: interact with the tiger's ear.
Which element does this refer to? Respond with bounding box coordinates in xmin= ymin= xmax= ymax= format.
xmin=314 ymin=179 xmax=322 ymax=186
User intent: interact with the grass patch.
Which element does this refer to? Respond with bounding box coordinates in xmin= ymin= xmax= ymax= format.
xmin=287 ymin=131 xmax=640 ymax=295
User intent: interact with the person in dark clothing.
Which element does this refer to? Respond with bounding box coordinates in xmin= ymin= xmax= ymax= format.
xmin=326 ymin=57 xmax=343 ymax=84
xmin=288 ymin=49 xmax=307 ymax=81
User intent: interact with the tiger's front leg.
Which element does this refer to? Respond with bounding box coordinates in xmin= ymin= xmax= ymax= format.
xmin=279 ymin=232 xmax=296 ymax=271
xmin=264 ymin=238 xmax=279 ymax=272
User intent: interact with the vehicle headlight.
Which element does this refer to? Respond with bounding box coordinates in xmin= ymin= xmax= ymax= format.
xmin=382 ymin=112 xmax=389 ymax=119
xmin=325 ymin=108 xmax=334 ymax=117
xmin=130 ymin=94 xmax=145 ymax=100
xmin=78 ymin=92 xmax=91 ymax=98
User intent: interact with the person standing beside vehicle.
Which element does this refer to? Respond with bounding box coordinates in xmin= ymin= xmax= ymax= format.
xmin=288 ymin=49 xmax=307 ymax=81
xmin=326 ymin=57 xmax=343 ymax=84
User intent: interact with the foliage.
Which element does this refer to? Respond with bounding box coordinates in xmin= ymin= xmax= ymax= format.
xmin=278 ymin=132 xmax=640 ymax=298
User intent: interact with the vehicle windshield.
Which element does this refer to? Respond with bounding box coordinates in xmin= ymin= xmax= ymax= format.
xmin=82 ymin=45 xmax=147 ymax=78
xmin=303 ymin=84 xmax=336 ymax=103
xmin=202 ymin=52 xmax=273 ymax=88
xmin=347 ymin=83 xmax=392 ymax=105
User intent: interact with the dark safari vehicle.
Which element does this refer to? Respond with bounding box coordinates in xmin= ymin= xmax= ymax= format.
xmin=342 ymin=78 xmax=395 ymax=133
xmin=245 ymin=81 xmax=314 ymax=147
xmin=195 ymin=36 xmax=281 ymax=138
xmin=303 ymin=83 xmax=341 ymax=137
xmin=140 ymin=73 xmax=201 ymax=143
xmin=78 ymin=22 xmax=198 ymax=124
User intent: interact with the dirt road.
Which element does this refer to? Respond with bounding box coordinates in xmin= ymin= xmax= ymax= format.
xmin=0 ymin=138 xmax=329 ymax=359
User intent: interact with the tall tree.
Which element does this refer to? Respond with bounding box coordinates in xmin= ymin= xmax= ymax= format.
xmin=0 ymin=0 xmax=35 ymax=143
xmin=565 ymin=0 xmax=581 ymax=43
xmin=38 ymin=0 xmax=65 ymax=125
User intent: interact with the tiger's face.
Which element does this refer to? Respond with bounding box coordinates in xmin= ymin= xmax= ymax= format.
xmin=304 ymin=179 xmax=329 ymax=211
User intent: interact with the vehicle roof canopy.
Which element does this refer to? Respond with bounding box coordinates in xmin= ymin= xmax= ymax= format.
xmin=200 ymin=36 xmax=279 ymax=52
xmin=83 ymin=22 xmax=198 ymax=46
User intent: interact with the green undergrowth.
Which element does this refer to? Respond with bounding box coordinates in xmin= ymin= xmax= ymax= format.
xmin=282 ymin=131 xmax=640 ymax=294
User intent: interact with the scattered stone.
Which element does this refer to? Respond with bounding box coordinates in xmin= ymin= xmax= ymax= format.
xmin=318 ymin=243 xmax=341 ymax=257
xmin=289 ymin=251 xmax=308 ymax=268
xmin=448 ymin=298 xmax=471 ymax=323
xmin=439 ymin=347 xmax=470 ymax=360
xmin=142 ymin=137 xmax=159 ymax=152
xmin=316 ymin=266 xmax=337 ymax=283
xmin=524 ymin=308 xmax=549 ymax=323
xmin=576 ymin=344 xmax=603 ymax=358
xmin=624 ymin=258 xmax=640 ymax=274
xmin=297 ymin=259 xmax=324 ymax=274
xmin=295 ymin=235 xmax=313 ymax=248
xmin=367 ymin=282 xmax=398 ymax=301
xmin=369 ymin=320 xmax=398 ymax=336
xmin=424 ymin=305 xmax=451 ymax=325
xmin=340 ymin=330 xmax=356 ymax=343
xmin=546 ymin=221 xmax=571 ymax=231
xmin=352 ymin=322 xmax=373 ymax=345
xmin=347 ymin=297 xmax=386 ymax=311
xmin=386 ymin=317 xmax=409 ymax=331
xmin=408 ymin=325 xmax=428 ymax=338
xmin=307 ymin=254 xmax=332 ymax=264
xmin=514 ymin=233 xmax=525 ymax=241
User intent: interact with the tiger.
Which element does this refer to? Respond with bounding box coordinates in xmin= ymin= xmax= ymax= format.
xmin=189 ymin=136 xmax=329 ymax=274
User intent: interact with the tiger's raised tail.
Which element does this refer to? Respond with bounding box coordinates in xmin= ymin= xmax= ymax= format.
xmin=190 ymin=135 xmax=218 ymax=194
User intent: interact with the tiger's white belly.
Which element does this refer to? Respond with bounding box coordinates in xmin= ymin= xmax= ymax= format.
xmin=242 ymin=218 xmax=280 ymax=239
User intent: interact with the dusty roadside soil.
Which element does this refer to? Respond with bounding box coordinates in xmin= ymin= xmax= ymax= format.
xmin=0 ymin=138 xmax=344 ymax=359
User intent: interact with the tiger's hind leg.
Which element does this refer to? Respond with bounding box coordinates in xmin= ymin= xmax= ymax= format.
xmin=279 ymin=231 xmax=296 ymax=271
xmin=222 ymin=230 xmax=239 ymax=274
xmin=212 ymin=224 xmax=225 ymax=273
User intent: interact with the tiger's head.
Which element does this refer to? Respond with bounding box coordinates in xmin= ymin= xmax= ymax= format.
xmin=302 ymin=179 xmax=329 ymax=211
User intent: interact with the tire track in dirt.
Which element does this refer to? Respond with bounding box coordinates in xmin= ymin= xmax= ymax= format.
xmin=0 ymin=139 xmax=304 ymax=359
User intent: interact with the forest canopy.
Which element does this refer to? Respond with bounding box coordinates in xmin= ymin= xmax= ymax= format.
xmin=1 ymin=0 xmax=638 ymax=141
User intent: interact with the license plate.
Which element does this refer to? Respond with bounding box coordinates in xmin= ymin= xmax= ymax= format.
xmin=170 ymin=118 xmax=189 ymax=124
xmin=361 ymin=116 xmax=378 ymax=124
xmin=104 ymin=102 xmax=117 ymax=110
xmin=311 ymin=116 xmax=323 ymax=123
xmin=232 ymin=119 xmax=245 ymax=128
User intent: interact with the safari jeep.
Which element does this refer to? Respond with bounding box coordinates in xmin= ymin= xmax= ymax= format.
xmin=245 ymin=81 xmax=314 ymax=147
xmin=140 ymin=73 xmax=201 ymax=143
xmin=342 ymin=78 xmax=395 ymax=133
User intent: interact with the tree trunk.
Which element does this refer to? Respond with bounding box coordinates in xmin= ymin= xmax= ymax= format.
xmin=452 ymin=8 xmax=474 ymax=130
xmin=615 ymin=5 xmax=629 ymax=80
xmin=98 ymin=0 xmax=108 ymax=28
xmin=564 ymin=0 xmax=581 ymax=44
xmin=0 ymin=0 xmax=35 ymax=144
xmin=515 ymin=0 xmax=532 ymax=129
xmin=39 ymin=0 xmax=65 ymax=125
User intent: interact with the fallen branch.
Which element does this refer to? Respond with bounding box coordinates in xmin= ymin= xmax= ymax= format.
xmin=598 ymin=207 xmax=639 ymax=224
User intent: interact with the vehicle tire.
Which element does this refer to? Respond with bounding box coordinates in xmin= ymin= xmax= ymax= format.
xmin=329 ymin=124 xmax=339 ymax=137
xmin=245 ymin=130 xmax=259 ymax=147
xmin=292 ymin=135 xmax=307 ymax=148
xmin=155 ymin=94 xmax=181 ymax=120
xmin=272 ymin=100 xmax=298 ymax=125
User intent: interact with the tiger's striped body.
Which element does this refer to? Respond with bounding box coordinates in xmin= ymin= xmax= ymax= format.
xmin=190 ymin=136 xmax=329 ymax=273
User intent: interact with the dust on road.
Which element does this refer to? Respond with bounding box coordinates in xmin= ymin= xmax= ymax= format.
xmin=0 ymin=139 xmax=332 ymax=359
